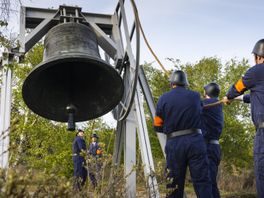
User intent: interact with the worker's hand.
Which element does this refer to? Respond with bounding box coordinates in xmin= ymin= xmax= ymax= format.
xmin=222 ymin=96 xmax=232 ymax=105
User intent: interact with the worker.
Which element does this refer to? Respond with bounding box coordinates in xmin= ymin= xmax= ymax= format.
xmin=154 ymin=70 xmax=212 ymax=198
xmin=202 ymin=82 xmax=224 ymax=198
xmin=72 ymin=129 xmax=87 ymax=190
xmin=88 ymin=133 xmax=103 ymax=187
xmin=223 ymin=39 xmax=264 ymax=198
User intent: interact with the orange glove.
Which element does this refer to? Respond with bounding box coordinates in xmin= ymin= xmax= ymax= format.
xmin=96 ymin=149 xmax=103 ymax=155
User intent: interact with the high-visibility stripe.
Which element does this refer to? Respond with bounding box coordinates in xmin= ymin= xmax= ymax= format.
xmin=235 ymin=78 xmax=246 ymax=93
xmin=154 ymin=116 xmax=164 ymax=127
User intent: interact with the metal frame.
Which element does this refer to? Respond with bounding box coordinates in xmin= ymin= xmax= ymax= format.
xmin=138 ymin=66 xmax=167 ymax=156
xmin=0 ymin=1 xmax=172 ymax=198
xmin=0 ymin=53 xmax=14 ymax=168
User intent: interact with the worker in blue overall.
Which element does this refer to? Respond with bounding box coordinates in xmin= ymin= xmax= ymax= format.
xmin=154 ymin=70 xmax=212 ymax=198
xmin=223 ymin=39 xmax=264 ymax=198
xmin=88 ymin=133 xmax=102 ymax=187
xmin=202 ymin=83 xmax=224 ymax=198
xmin=72 ymin=129 xmax=87 ymax=190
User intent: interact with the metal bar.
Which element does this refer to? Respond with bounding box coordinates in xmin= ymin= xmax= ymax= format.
xmin=24 ymin=16 xmax=58 ymax=53
xmin=118 ymin=0 xmax=136 ymax=69
xmin=124 ymin=109 xmax=136 ymax=198
xmin=75 ymin=8 xmax=79 ymax=23
xmin=24 ymin=6 xmax=113 ymax=28
xmin=134 ymin=85 xmax=160 ymax=197
xmin=111 ymin=13 xmax=124 ymax=67
xmin=112 ymin=120 xmax=125 ymax=166
xmin=109 ymin=120 xmax=125 ymax=197
xmin=0 ymin=68 xmax=7 ymax=167
xmin=138 ymin=66 xmax=155 ymax=116
xmin=115 ymin=0 xmax=125 ymax=13
xmin=63 ymin=8 xmax=67 ymax=23
xmin=82 ymin=13 xmax=112 ymax=26
xmin=138 ymin=66 xmax=166 ymax=156
xmin=88 ymin=22 xmax=117 ymax=60
xmin=129 ymin=22 xmax=135 ymax=41
xmin=0 ymin=53 xmax=13 ymax=169
xmin=19 ymin=6 xmax=26 ymax=53
xmin=116 ymin=0 xmax=125 ymax=28
xmin=3 ymin=67 xmax=11 ymax=168
xmin=118 ymin=1 xmax=139 ymax=196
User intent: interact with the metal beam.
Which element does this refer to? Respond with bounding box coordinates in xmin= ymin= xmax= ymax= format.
xmin=20 ymin=5 xmax=116 ymax=54
xmin=88 ymin=22 xmax=117 ymax=60
xmin=134 ymin=85 xmax=159 ymax=197
xmin=111 ymin=13 xmax=124 ymax=67
xmin=24 ymin=6 xmax=113 ymax=28
xmin=138 ymin=66 xmax=166 ymax=156
xmin=0 ymin=53 xmax=13 ymax=169
xmin=118 ymin=0 xmax=136 ymax=69
xmin=124 ymin=110 xmax=136 ymax=198
xmin=24 ymin=15 xmax=58 ymax=53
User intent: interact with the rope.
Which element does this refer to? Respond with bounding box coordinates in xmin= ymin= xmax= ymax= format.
xmin=203 ymin=100 xmax=224 ymax=109
xmin=131 ymin=0 xmax=169 ymax=77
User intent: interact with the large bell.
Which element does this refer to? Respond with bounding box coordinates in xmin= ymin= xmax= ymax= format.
xmin=22 ymin=22 xmax=124 ymax=125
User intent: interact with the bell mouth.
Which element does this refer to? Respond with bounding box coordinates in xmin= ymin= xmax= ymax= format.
xmin=22 ymin=54 xmax=124 ymax=122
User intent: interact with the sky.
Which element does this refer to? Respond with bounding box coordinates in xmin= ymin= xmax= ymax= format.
xmin=3 ymin=0 xmax=264 ymax=127
xmin=6 ymin=0 xmax=264 ymax=66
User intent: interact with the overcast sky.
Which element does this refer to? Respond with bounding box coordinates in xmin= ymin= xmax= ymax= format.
xmin=6 ymin=0 xmax=264 ymax=67
xmin=4 ymin=0 xmax=264 ymax=127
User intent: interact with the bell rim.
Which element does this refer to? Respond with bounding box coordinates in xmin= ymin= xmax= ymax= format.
xmin=22 ymin=54 xmax=124 ymax=122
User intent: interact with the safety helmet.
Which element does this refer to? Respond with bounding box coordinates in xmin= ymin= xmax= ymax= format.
xmin=76 ymin=129 xmax=84 ymax=136
xmin=169 ymin=70 xmax=189 ymax=87
xmin=252 ymin=39 xmax=264 ymax=57
xmin=91 ymin=133 xmax=99 ymax=139
xmin=204 ymin=82 xmax=220 ymax=98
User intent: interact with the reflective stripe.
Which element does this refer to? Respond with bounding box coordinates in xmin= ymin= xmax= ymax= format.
xmin=257 ymin=122 xmax=264 ymax=129
xmin=206 ymin=140 xmax=219 ymax=145
xmin=167 ymin=129 xmax=202 ymax=139
xmin=154 ymin=116 xmax=163 ymax=127
xmin=234 ymin=78 xmax=246 ymax=92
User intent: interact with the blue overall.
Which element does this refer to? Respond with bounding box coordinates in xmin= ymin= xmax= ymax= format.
xmin=72 ymin=136 xmax=87 ymax=190
xmin=202 ymin=98 xmax=224 ymax=198
xmin=154 ymin=86 xmax=212 ymax=198
xmin=88 ymin=142 xmax=102 ymax=187
xmin=227 ymin=63 xmax=264 ymax=198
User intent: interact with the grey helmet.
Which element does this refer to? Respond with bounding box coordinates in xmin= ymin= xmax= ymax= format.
xmin=91 ymin=133 xmax=99 ymax=139
xmin=169 ymin=70 xmax=189 ymax=87
xmin=252 ymin=39 xmax=264 ymax=57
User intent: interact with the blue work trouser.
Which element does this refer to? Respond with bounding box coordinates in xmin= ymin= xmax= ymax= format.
xmin=165 ymin=132 xmax=212 ymax=198
xmin=254 ymin=128 xmax=264 ymax=198
xmin=206 ymin=143 xmax=221 ymax=198
xmin=73 ymin=156 xmax=87 ymax=190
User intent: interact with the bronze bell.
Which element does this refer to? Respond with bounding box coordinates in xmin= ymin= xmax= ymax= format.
xmin=22 ymin=22 xmax=124 ymax=129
